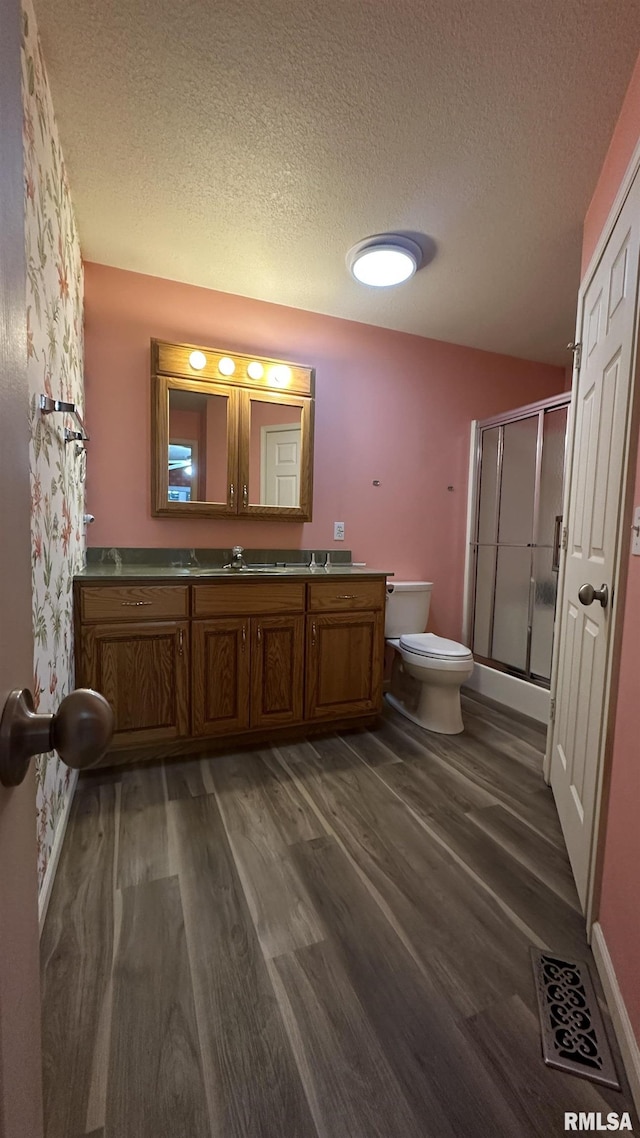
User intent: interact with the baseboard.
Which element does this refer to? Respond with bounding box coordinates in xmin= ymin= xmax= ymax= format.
xmin=38 ymin=768 xmax=78 ymax=935
xmin=463 ymin=662 xmax=550 ymax=724
xmin=591 ymin=920 xmax=640 ymax=1117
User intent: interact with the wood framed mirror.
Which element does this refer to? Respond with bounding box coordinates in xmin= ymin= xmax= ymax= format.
xmin=151 ymin=340 xmax=315 ymax=521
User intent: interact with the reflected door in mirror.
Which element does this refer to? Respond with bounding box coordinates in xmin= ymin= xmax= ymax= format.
xmin=168 ymin=388 xmax=229 ymax=504
xmin=248 ymin=399 xmax=303 ymax=508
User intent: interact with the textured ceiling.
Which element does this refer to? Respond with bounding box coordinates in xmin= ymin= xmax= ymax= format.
xmin=34 ymin=0 xmax=640 ymax=364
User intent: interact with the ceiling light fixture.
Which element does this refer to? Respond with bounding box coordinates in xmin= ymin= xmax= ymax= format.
xmin=347 ymin=235 xmax=422 ymax=288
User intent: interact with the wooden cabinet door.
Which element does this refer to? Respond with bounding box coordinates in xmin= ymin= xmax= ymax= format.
xmin=305 ymin=610 xmax=384 ymax=720
xmin=192 ymin=618 xmax=250 ymax=736
xmin=250 ymin=614 xmax=304 ymax=729
xmin=80 ymin=621 xmax=190 ymax=747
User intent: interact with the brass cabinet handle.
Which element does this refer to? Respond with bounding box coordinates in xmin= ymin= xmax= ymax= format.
xmin=242 ymin=623 xmax=247 ymax=651
xmin=178 ymin=628 xmax=184 ymax=656
xmin=335 ymin=594 xmax=356 ymax=600
xmin=257 ymin=625 xmax=262 ymax=642
xmin=230 ymin=482 xmax=235 ymax=504
xmin=121 ymin=600 xmax=153 ymax=607
xmin=311 ymin=621 xmax=317 ymax=646
xmin=242 ymin=484 xmax=248 ymax=507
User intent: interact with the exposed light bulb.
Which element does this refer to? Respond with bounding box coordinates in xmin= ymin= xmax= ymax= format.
xmin=247 ymin=361 xmax=264 ymax=380
xmin=218 ymin=356 xmax=236 ymax=376
xmin=189 ymin=350 xmax=207 ymax=370
xmin=269 ymin=364 xmax=292 ymax=387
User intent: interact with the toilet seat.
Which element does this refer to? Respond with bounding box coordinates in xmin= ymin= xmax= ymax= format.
xmin=399 ymin=632 xmax=472 ymax=661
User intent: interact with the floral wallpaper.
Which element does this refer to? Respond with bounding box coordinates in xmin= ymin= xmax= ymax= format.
xmin=21 ymin=0 xmax=85 ymax=891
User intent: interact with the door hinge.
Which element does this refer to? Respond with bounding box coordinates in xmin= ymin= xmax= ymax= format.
xmin=561 ymin=526 xmax=568 ymax=551
xmin=567 ymin=341 xmax=582 ymax=371
xmin=550 ymin=697 xmax=556 ymax=723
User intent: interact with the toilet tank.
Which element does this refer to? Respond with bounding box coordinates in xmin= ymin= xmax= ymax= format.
xmin=385 ymin=581 xmax=433 ymax=638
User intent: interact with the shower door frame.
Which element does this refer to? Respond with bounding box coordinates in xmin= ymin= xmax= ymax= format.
xmin=467 ymin=392 xmax=571 ymax=688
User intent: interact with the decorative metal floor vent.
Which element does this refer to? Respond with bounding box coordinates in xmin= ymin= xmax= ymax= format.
xmin=531 ymin=950 xmax=620 ymax=1090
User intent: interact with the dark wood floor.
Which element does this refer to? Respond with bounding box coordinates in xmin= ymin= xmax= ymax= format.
xmin=40 ymin=694 xmax=637 ymax=1137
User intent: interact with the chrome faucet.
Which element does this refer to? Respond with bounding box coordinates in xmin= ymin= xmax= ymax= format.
xmin=225 ymin=545 xmax=246 ymax=571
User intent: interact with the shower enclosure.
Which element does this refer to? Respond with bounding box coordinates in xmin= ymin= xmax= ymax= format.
xmin=468 ymin=393 xmax=570 ymax=688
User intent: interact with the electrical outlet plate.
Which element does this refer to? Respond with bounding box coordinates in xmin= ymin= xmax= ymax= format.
xmin=632 ymin=506 xmax=640 ymax=556
xmin=334 ymin=521 xmax=345 ymax=541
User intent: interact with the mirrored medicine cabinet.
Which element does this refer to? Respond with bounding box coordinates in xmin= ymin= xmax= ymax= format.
xmin=151 ymin=339 xmax=315 ymax=521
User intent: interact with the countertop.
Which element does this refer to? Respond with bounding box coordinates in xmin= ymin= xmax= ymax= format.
xmin=75 ymin=564 xmax=393 ymax=582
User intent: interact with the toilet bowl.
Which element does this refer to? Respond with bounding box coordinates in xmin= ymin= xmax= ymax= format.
xmin=385 ymin=582 xmax=474 ymax=734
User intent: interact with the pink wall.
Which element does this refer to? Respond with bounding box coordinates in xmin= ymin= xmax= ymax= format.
xmin=84 ymin=262 xmax=562 ymax=639
xmin=583 ymin=52 xmax=640 ymax=274
xmin=583 ymin=48 xmax=640 ymax=1043
xmin=598 ymin=457 xmax=640 ymax=1036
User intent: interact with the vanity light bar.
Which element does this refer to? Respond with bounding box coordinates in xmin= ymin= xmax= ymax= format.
xmin=153 ymin=340 xmax=314 ymax=397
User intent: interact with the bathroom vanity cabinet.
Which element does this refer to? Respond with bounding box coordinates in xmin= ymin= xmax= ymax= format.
xmin=73 ymin=573 xmax=386 ymax=764
xmin=75 ymin=584 xmax=191 ymax=749
xmin=305 ymin=581 xmax=385 ymax=720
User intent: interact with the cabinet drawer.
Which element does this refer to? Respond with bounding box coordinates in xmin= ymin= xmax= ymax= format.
xmin=193 ymin=581 xmax=305 ymax=617
xmin=80 ymin=585 xmax=189 ymax=623
xmin=307 ymin=579 xmax=386 ymax=612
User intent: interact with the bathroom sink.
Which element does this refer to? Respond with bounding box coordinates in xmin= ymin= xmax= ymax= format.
xmin=177 ymin=566 xmax=238 ymax=576
xmin=177 ymin=565 xmax=299 ymax=576
xmin=246 ymin=566 xmax=296 ymax=574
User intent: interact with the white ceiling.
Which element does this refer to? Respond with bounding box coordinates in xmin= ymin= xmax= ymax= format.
xmin=34 ymin=0 xmax=640 ymax=365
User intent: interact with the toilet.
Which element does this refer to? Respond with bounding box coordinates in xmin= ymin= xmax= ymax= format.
xmin=385 ymin=581 xmax=474 ymax=734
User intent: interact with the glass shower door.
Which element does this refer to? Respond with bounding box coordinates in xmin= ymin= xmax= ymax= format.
xmin=530 ymin=405 xmax=568 ymax=681
xmin=491 ymin=416 xmax=538 ymax=673
xmin=470 ymin=396 xmax=569 ymax=687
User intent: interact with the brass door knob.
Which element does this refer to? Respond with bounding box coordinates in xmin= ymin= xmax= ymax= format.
xmin=0 ymin=688 xmax=114 ymax=788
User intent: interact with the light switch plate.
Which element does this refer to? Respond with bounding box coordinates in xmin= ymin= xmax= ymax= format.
xmin=334 ymin=521 xmax=345 ymax=541
xmin=632 ymin=506 xmax=640 ymax=556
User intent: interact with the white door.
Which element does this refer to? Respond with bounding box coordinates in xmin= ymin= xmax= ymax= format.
xmin=261 ymin=424 xmax=301 ymax=507
xmin=550 ymin=169 xmax=640 ymax=912
xmin=0 ymin=0 xmax=44 ymax=1134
